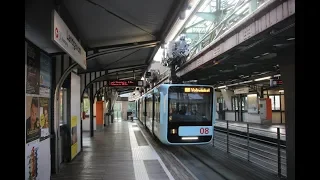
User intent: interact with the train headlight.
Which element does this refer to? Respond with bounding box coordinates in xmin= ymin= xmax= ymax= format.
xmin=181 ymin=137 xmax=198 ymax=140
xmin=170 ymin=129 xmax=177 ymax=134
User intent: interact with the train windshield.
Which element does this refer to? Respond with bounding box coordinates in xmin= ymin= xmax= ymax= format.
xmin=168 ymin=86 xmax=213 ymax=122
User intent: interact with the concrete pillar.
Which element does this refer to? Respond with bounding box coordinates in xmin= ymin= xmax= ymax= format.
xmin=121 ymin=101 xmax=128 ymax=120
xmin=279 ymin=48 xmax=295 ymax=180
xmin=221 ymin=89 xmax=234 ymax=110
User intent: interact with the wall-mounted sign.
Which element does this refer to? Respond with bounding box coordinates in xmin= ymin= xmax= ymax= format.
xmin=270 ymin=79 xmax=283 ymax=87
xmin=184 ymin=87 xmax=211 ymax=93
xmin=234 ymin=87 xmax=249 ymax=94
xmin=107 ymin=80 xmax=143 ymax=87
xmin=52 ymin=10 xmax=87 ymax=70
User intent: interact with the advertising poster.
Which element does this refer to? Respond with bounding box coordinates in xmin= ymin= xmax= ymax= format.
xmin=39 ymin=98 xmax=50 ymax=140
xmin=40 ymin=52 xmax=51 ymax=97
xmin=25 ymin=141 xmax=40 ymax=180
xmin=71 ymin=116 xmax=78 ymax=159
xmin=26 ymin=96 xmax=41 ymax=143
xmin=26 ymin=43 xmax=40 ymax=95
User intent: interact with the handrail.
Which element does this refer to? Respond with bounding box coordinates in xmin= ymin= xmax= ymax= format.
xmin=213 ymin=121 xmax=287 ymax=178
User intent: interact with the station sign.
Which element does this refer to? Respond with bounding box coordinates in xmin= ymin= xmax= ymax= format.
xmin=52 ymin=10 xmax=87 ymax=70
xmin=107 ymin=80 xmax=143 ymax=87
xmin=184 ymin=87 xmax=211 ymax=93
xmin=270 ymin=79 xmax=283 ymax=87
xmin=234 ymin=87 xmax=249 ymax=94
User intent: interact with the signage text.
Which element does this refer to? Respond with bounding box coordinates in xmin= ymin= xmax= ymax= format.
xmin=184 ymin=87 xmax=211 ymax=93
xmin=107 ymin=80 xmax=143 ymax=87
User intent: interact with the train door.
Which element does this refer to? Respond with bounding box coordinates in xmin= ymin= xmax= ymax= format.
xmin=143 ymin=97 xmax=146 ymax=126
xmin=151 ymin=93 xmax=155 ymax=134
xmin=139 ymin=99 xmax=143 ymax=123
xmin=136 ymin=100 xmax=138 ymax=119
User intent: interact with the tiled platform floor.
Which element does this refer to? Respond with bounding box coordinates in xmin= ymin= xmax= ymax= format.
xmin=51 ymin=120 xmax=173 ymax=180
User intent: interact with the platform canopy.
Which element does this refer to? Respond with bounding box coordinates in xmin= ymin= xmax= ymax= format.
xmin=26 ymin=0 xmax=189 ymax=94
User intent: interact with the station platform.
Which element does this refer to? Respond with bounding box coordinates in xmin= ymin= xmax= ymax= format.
xmin=52 ymin=119 xmax=284 ymax=180
xmin=215 ymin=120 xmax=286 ymax=142
xmin=51 ymin=120 xmax=176 ymax=180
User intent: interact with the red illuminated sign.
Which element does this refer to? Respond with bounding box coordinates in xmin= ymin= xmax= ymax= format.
xmin=107 ymin=80 xmax=143 ymax=87
xmin=270 ymin=79 xmax=283 ymax=87
xmin=275 ymin=80 xmax=283 ymax=85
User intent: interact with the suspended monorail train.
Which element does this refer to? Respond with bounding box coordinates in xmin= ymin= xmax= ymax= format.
xmin=136 ymin=84 xmax=215 ymax=145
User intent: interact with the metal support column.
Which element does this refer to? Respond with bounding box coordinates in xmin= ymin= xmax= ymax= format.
xmin=89 ymin=84 xmax=94 ymax=137
xmin=279 ymin=48 xmax=295 ymax=180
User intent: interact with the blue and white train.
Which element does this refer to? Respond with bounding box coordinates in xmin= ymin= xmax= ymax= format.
xmin=136 ymin=84 xmax=215 ymax=145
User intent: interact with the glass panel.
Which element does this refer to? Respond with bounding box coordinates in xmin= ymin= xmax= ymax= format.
xmin=113 ymin=102 xmax=122 ymax=120
xmin=154 ymin=91 xmax=160 ymax=123
xmin=168 ymin=87 xmax=213 ymax=122
xmin=233 ymin=97 xmax=238 ymax=110
xmin=269 ymin=95 xmax=275 ymax=110
xmin=146 ymin=94 xmax=153 ymax=129
xmin=281 ymin=94 xmax=285 ymax=111
xmin=128 ymin=101 xmax=136 ymax=116
xmin=274 ymin=95 xmax=281 ymax=110
xmin=241 ymin=96 xmax=247 ymax=110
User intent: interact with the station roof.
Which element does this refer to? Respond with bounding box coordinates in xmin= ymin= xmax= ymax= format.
xmin=180 ymin=16 xmax=295 ymax=88
xmin=26 ymin=0 xmax=188 ymax=94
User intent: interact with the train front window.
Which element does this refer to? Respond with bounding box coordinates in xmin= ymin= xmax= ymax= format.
xmin=168 ymin=86 xmax=213 ymax=122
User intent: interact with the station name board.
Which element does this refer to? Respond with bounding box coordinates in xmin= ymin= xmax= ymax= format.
xmin=107 ymin=80 xmax=143 ymax=87
xmin=184 ymin=87 xmax=211 ymax=93
xmin=52 ymin=10 xmax=86 ymax=70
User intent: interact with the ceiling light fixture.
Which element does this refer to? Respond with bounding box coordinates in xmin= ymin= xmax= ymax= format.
xmin=254 ymin=76 xmax=271 ymax=81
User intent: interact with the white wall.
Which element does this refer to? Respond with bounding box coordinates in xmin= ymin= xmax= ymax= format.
xmin=243 ymin=113 xmax=261 ymax=123
xmin=71 ymin=72 xmax=81 ymax=156
xmin=147 ymin=61 xmax=169 ymax=74
xmin=83 ymin=117 xmax=97 ymax=131
xmin=225 ymin=112 xmax=236 ymax=121
xmin=221 ymin=89 xmax=233 ymax=110
xmin=37 ymin=139 xmax=51 ymax=179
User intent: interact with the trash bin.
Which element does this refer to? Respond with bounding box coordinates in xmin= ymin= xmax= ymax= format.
xmin=127 ymin=112 xmax=133 ymax=121
xmin=105 ymin=113 xmax=111 ymax=125
xmin=60 ymin=124 xmax=71 ymax=162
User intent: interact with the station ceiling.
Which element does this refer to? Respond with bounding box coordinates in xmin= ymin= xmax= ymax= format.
xmin=25 ymin=0 xmax=188 ymax=94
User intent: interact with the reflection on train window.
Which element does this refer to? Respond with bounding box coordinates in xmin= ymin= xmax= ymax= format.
xmin=168 ymin=92 xmax=212 ymax=122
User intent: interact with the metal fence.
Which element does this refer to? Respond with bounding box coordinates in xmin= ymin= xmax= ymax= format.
xmin=213 ymin=120 xmax=287 ymax=178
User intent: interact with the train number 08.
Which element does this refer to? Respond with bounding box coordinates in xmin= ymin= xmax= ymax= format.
xmin=200 ymin=128 xmax=209 ymax=134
